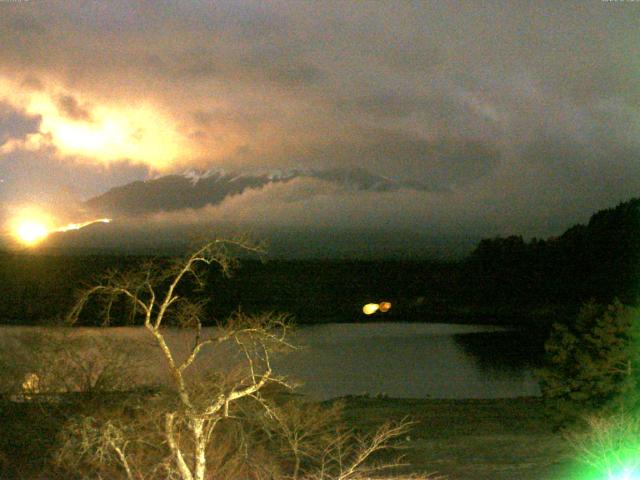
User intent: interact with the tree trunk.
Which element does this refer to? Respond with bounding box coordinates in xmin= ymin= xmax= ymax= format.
xmin=193 ymin=417 xmax=207 ymax=480
xmin=166 ymin=413 xmax=194 ymax=480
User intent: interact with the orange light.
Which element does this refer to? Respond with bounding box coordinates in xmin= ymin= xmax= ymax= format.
xmin=9 ymin=209 xmax=112 ymax=247
xmin=379 ymin=301 xmax=392 ymax=313
xmin=15 ymin=220 xmax=49 ymax=246
xmin=363 ymin=303 xmax=380 ymax=315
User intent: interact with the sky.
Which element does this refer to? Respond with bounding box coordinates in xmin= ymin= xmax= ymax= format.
xmin=0 ymin=0 xmax=639 ymax=255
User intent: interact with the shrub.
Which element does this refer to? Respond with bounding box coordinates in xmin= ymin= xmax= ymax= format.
xmin=538 ymin=299 xmax=640 ymax=424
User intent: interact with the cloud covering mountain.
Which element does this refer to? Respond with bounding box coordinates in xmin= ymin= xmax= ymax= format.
xmin=85 ymin=167 xmax=424 ymax=216
xmin=0 ymin=1 xmax=639 ymax=256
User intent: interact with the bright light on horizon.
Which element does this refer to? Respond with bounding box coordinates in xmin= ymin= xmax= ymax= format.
xmin=10 ymin=214 xmax=112 ymax=247
xmin=15 ymin=220 xmax=49 ymax=246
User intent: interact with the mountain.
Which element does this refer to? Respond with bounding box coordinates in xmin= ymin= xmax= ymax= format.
xmin=85 ymin=167 xmax=422 ymax=216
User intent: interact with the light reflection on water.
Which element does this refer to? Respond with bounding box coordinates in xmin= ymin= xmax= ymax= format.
xmin=0 ymin=323 xmax=542 ymax=400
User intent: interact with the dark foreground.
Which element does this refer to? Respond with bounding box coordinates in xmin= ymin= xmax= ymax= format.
xmin=1 ymin=396 xmax=589 ymax=479
xmin=341 ymin=396 xmax=580 ymax=480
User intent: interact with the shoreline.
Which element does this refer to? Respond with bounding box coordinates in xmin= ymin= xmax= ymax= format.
xmin=338 ymin=396 xmax=577 ymax=480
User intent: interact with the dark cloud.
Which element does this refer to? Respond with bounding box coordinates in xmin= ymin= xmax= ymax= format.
xmin=0 ymin=149 xmax=150 ymax=204
xmin=258 ymin=130 xmax=502 ymax=191
xmin=56 ymin=94 xmax=93 ymax=122
xmin=339 ymin=93 xmax=417 ymax=119
xmin=240 ymin=46 xmax=324 ymax=86
xmin=369 ymin=134 xmax=501 ymax=190
xmin=5 ymin=12 xmax=46 ymax=35
xmin=0 ymin=1 xmax=639 ymax=248
xmin=152 ymin=45 xmax=324 ymax=88
xmin=519 ymin=135 xmax=640 ymax=209
xmin=0 ymin=102 xmax=40 ymax=146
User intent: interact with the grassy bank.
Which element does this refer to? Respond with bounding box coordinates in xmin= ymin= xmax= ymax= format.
xmin=339 ymin=396 xmax=578 ymax=480
xmin=1 ymin=394 xmax=597 ymax=479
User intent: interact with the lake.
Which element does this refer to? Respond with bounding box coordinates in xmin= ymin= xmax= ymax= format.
xmin=0 ymin=323 xmax=544 ymax=400
xmin=277 ymin=323 xmax=542 ymax=399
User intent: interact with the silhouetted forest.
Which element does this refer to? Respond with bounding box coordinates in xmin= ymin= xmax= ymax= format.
xmin=466 ymin=198 xmax=640 ymax=306
xmin=1 ymin=198 xmax=638 ymax=328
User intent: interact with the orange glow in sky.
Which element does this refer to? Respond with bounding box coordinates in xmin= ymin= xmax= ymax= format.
xmin=0 ymin=77 xmax=193 ymax=169
xmin=41 ymin=103 xmax=187 ymax=168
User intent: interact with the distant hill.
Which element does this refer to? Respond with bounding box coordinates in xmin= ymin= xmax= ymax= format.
xmin=85 ymin=166 xmax=424 ymax=216
xmin=467 ymin=198 xmax=640 ymax=305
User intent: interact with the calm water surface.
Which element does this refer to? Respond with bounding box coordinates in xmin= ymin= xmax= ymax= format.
xmin=278 ymin=323 xmax=541 ymax=399
xmin=0 ymin=323 xmax=542 ymax=400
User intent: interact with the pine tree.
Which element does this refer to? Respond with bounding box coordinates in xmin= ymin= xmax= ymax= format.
xmin=538 ymin=300 xmax=640 ymax=423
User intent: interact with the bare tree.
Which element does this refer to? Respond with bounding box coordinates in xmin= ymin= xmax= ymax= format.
xmin=0 ymin=328 xmax=138 ymax=401
xmin=257 ymin=398 xmax=425 ymax=480
xmin=57 ymin=416 xmax=138 ymax=480
xmin=61 ymin=239 xmax=441 ymax=480
xmin=313 ymin=418 xmax=415 ymax=480
xmin=66 ymin=239 xmax=293 ymax=480
xmin=254 ymin=399 xmax=345 ymax=479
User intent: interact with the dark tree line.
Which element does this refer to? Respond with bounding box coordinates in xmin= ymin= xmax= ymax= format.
xmin=0 ymin=197 xmax=638 ymax=328
xmin=465 ymin=198 xmax=640 ymax=307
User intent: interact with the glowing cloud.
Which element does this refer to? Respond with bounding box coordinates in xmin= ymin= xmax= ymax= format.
xmin=0 ymin=77 xmax=193 ymax=169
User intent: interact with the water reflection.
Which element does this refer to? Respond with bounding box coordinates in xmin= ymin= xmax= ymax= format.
xmin=453 ymin=330 xmax=548 ymax=374
xmin=274 ymin=323 xmax=541 ymax=400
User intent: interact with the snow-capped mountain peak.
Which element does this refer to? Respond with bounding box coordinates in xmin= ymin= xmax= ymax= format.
xmin=182 ymin=167 xmax=227 ymax=185
xmin=86 ymin=166 xmax=423 ymax=216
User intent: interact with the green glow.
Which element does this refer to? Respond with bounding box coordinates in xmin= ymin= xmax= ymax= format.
xmin=570 ymin=462 xmax=640 ymax=480
xmin=567 ymin=412 xmax=640 ymax=480
xmin=579 ymin=444 xmax=640 ymax=479
xmin=607 ymin=466 xmax=640 ymax=480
